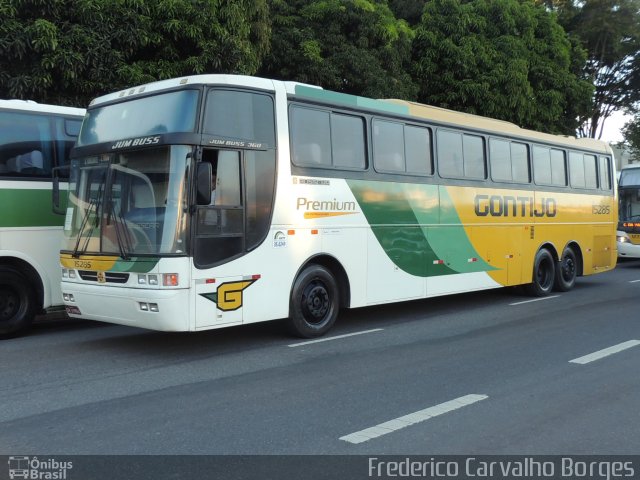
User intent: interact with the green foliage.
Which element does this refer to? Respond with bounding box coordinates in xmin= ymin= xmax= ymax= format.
xmin=552 ymin=0 xmax=640 ymax=138
xmin=412 ymin=0 xmax=593 ymax=135
xmin=259 ymin=0 xmax=418 ymax=99
xmin=388 ymin=0 xmax=426 ymax=25
xmin=622 ymin=115 xmax=640 ymax=158
xmin=0 ymin=0 xmax=270 ymax=106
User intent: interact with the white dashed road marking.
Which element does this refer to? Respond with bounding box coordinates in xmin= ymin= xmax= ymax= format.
xmin=569 ymin=340 xmax=640 ymax=365
xmin=339 ymin=394 xmax=489 ymax=444
xmin=509 ymin=295 xmax=560 ymax=306
xmin=287 ymin=328 xmax=383 ymax=348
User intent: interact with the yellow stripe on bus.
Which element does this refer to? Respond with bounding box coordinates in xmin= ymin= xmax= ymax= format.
xmin=303 ymin=212 xmax=358 ymax=219
xmin=60 ymin=253 xmax=119 ymax=271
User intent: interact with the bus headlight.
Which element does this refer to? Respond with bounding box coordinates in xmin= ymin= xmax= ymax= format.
xmin=617 ymin=235 xmax=629 ymax=243
xmin=63 ymin=268 xmax=77 ymax=279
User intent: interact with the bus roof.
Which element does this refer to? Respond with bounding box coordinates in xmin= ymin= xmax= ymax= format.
xmin=385 ymin=99 xmax=610 ymax=154
xmin=89 ymin=75 xmax=279 ymax=107
xmin=0 ymin=99 xmax=85 ymax=116
xmin=86 ymin=74 xmax=611 ymax=155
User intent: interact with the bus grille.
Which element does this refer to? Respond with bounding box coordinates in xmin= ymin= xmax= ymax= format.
xmin=78 ymin=270 xmax=130 ymax=284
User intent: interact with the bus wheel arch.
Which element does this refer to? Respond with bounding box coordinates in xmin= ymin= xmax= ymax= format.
xmin=288 ymin=255 xmax=350 ymax=338
xmin=554 ymin=242 xmax=581 ymax=292
xmin=0 ymin=258 xmax=42 ymax=338
xmin=524 ymin=245 xmax=556 ymax=297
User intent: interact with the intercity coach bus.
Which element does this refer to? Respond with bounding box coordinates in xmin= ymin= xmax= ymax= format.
xmin=0 ymin=99 xmax=84 ymax=337
xmin=56 ymin=75 xmax=616 ymax=337
xmin=617 ymin=165 xmax=640 ymax=258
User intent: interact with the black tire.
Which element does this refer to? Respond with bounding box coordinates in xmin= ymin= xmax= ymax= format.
xmin=0 ymin=267 xmax=36 ymax=338
xmin=554 ymin=247 xmax=577 ymax=292
xmin=524 ymin=249 xmax=556 ymax=297
xmin=288 ymin=264 xmax=339 ymax=338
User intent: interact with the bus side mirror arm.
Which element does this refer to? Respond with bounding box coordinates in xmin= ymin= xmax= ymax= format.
xmin=196 ymin=162 xmax=212 ymax=206
xmin=51 ymin=165 xmax=69 ymax=215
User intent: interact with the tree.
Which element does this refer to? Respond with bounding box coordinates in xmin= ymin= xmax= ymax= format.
xmin=388 ymin=0 xmax=426 ymax=25
xmin=0 ymin=0 xmax=270 ymax=106
xmin=259 ymin=0 xmax=418 ymax=99
xmin=622 ymin=115 xmax=640 ymax=158
xmin=550 ymin=0 xmax=640 ymax=139
xmin=411 ymin=0 xmax=593 ymax=135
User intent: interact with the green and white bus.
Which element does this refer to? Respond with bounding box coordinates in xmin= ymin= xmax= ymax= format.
xmin=58 ymin=75 xmax=616 ymax=337
xmin=0 ymin=99 xmax=84 ymax=337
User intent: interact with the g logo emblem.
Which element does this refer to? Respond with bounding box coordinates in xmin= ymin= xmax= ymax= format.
xmin=200 ymin=279 xmax=257 ymax=311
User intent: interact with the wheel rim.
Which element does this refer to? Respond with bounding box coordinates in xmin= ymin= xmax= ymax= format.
xmin=537 ymin=257 xmax=553 ymax=289
xmin=301 ymin=280 xmax=330 ymax=325
xmin=0 ymin=286 xmax=20 ymax=323
xmin=561 ymin=256 xmax=576 ymax=283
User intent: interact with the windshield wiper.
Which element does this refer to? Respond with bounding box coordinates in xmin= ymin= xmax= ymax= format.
xmin=108 ymin=198 xmax=132 ymax=261
xmin=104 ymin=173 xmax=132 ymax=261
xmin=72 ymin=180 xmax=104 ymax=258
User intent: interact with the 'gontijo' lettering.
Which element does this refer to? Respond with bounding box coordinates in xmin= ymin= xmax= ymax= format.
xmin=474 ymin=195 xmax=557 ymax=217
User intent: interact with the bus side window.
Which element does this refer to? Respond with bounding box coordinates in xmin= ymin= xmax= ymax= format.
xmin=0 ymin=111 xmax=53 ymax=177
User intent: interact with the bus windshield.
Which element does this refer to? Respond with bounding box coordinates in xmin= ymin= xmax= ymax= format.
xmin=63 ymin=145 xmax=191 ymax=256
xmin=77 ymin=90 xmax=199 ymax=146
xmin=619 ymin=187 xmax=640 ymax=223
xmin=619 ymin=168 xmax=640 ymax=225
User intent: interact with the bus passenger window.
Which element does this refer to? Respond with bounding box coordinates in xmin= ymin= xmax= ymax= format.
xmin=0 ymin=111 xmax=53 ymax=177
xmin=463 ymin=134 xmax=485 ymax=179
xmin=437 ymin=130 xmax=464 ymax=178
xmin=290 ymin=106 xmax=331 ymax=167
xmin=373 ymin=119 xmax=404 ymax=173
xmin=569 ymin=151 xmax=586 ymax=188
xmin=599 ymin=156 xmax=611 ymax=190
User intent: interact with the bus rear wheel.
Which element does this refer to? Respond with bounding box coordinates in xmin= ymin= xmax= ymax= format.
xmin=554 ymin=247 xmax=577 ymax=292
xmin=0 ymin=267 xmax=36 ymax=338
xmin=288 ymin=264 xmax=339 ymax=338
xmin=524 ymin=249 xmax=555 ymax=297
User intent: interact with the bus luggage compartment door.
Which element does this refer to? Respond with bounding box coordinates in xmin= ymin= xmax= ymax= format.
xmin=194 ymin=276 xmax=246 ymax=328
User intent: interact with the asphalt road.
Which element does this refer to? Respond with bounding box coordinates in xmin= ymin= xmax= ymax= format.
xmin=1 ymin=260 xmax=639 ymax=455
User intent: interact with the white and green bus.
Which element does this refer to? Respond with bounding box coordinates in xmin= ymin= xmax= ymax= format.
xmin=0 ymin=99 xmax=85 ymax=337
xmin=57 ymin=75 xmax=616 ymax=337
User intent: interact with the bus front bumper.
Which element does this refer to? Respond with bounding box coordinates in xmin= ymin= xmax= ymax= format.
xmin=617 ymin=240 xmax=640 ymax=258
xmin=61 ymin=281 xmax=191 ymax=331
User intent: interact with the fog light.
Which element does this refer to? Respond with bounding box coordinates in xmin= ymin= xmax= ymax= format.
xmin=139 ymin=302 xmax=149 ymax=311
xmin=63 ymin=293 xmax=70 ymax=301
xmin=149 ymin=303 xmax=159 ymax=312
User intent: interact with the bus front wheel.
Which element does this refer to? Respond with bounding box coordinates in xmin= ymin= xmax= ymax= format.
xmin=554 ymin=247 xmax=577 ymax=292
xmin=0 ymin=267 xmax=36 ymax=338
xmin=524 ymin=249 xmax=555 ymax=297
xmin=289 ymin=264 xmax=339 ymax=338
